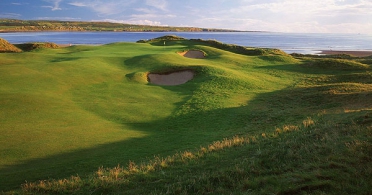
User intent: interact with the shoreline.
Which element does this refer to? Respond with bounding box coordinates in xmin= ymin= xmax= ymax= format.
xmin=317 ymin=50 xmax=372 ymax=57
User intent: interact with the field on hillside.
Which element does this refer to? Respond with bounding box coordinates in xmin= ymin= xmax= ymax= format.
xmin=1 ymin=37 xmax=371 ymax=194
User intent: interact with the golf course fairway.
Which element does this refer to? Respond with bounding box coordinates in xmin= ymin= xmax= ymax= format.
xmin=0 ymin=36 xmax=371 ymax=194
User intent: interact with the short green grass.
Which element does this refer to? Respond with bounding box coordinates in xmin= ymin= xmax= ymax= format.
xmin=0 ymin=37 xmax=371 ymax=194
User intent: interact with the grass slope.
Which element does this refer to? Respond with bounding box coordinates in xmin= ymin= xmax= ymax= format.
xmin=0 ymin=38 xmax=22 ymax=53
xmin=0 ymin=38 xmax=371 ymax=194
xmin=14 ymin=42 xmax=60 ymax=51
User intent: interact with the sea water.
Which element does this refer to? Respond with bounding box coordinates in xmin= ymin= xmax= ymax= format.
xmin=1 ymin=31 xmax=372 ymax=54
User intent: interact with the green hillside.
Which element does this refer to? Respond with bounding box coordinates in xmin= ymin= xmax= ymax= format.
xmin=0 ymin=37 xmax=371 ymax=194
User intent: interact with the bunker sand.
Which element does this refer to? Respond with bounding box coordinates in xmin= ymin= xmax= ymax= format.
xmin=147 ymin=50 xmax=203 ymax=86
xmin=177 ymin=50 xmax=205 ymax=59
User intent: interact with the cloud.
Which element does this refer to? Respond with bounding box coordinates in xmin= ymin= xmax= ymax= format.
xmin=134 ymin=1 xmax=173 ymax=19
xmin=323 ymin=22 xmax=372 ymax=34
xmin=68 ymin=2 xmax=86 ymax=7
xmin=0 ymin=13 xmax=22 ymax=18
xmin=226 ymin=0 xmax=371 ymax=20
xmin=205 ymin=18 xmax=372 ymax=34
xmin=130 ymin=13 xmax=175 ymax=20
xmin=134 ymin=19 xmax=165 ymax=26
xmin=43 ymin=0 xmax=63 ymax=11
xmin=189 ymin=0 xmax=372 ymax=33
xmin=68 ymin=0 xmax=172 ymax=25
xmin=11 ymin=2 xmax=29 ymax=6
xmin=68 ymin=0 xmax=137 ymax=15
xmin=145 ymin=0 xmax=168 ymax=11
xmin=37 ymin=17 xmax=82 ymax=21
xmin=6 ymin=0 xmax=370 ymax=33
xmin=102 ymin=19 xmax=166 ymax=26
xmin=134 ymin=8 xmax=154 ymax=14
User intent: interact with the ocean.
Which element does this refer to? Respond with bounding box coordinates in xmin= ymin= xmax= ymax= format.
xmin=1 ymin=32 xmax=372 ymax=54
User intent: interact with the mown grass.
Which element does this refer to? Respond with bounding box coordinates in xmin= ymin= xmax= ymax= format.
xmin=0 ymin=37 xmax=371 ymax=194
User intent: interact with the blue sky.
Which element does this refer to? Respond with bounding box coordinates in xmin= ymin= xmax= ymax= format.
xmin=1 ymin=0 xmax=371 ymax=33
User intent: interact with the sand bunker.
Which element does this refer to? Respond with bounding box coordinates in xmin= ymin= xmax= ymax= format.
xmin=178 ymin=50 xmax=205 ymax=59
xmin=148 ymin=70 xmax=194 ymax=86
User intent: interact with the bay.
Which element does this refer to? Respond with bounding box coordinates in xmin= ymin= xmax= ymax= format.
xmin=1 ymin=31 xmax=372 ymax=54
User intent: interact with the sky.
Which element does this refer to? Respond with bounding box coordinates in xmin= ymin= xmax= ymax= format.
xmin=1 ymin=0 xmax=372 ymax=33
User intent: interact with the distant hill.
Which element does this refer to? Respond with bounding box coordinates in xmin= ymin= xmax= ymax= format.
xmin=0 ymin=19 xmax=243 ymax=32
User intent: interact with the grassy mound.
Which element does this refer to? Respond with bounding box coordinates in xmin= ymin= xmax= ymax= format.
xmin=0 ymin=38 xmax=22 ymax=53
xmin=14 ymin=42 xmax=60 ymax=51
xmin=137 ymin=35 xmax=186 ymax=43
xmin=190 ymin=38 xmax=288 ymax=56
xmin=291 ymin=53 xmax=355 ymax=59
xmin=303 ymin=58 xmax=370 ymax=70
xmin=138 ymin=35 xmax=288 ymax=56
xmin=1 ymin=38 xmax=371 ymax=194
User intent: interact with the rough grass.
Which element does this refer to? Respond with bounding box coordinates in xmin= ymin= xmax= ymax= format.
xmin=0 ymin=38 xmax=22 ymax=52
xmin=190 ymin=38 xmax=289 ymax=56
xmin=14 ymin=42 xmax=60 ymax=51
xmin=1 ymin=38 xmax=371 ymax=194
xmin=303 ymin=58 xmax=370 ymax=70
xmin=12 ymin=118 xmax=372 ymax=195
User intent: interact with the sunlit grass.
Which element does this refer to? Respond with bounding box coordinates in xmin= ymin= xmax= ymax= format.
xmin=1 ymin=37 xmax=371 ymax=194
xmin=17 ymin=116 xmax=371 ymax=195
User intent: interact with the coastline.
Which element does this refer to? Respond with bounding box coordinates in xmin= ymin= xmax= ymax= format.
xmin=318 ymin=50 xmax=372 ymax=57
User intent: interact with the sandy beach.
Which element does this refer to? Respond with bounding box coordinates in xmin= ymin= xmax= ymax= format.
xmin=318 ymin=50 xmax=372 ymax=57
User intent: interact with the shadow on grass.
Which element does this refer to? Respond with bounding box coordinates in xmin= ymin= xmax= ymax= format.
xmin=1 ymin=78 xmax=371 ymax=192
xmin=50 ymin=57 xmax=81 ymax=62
